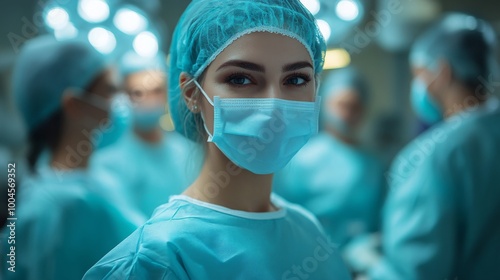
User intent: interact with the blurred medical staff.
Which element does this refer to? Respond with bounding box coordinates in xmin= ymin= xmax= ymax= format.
xmin=368 ymin=13 xmax=500 ymax=280
xmin=274 ymin=67 xmax=385 ymax=249
xmin=91 ymin=51 xmax=201 ymax=219
xmin=1 ymin=35 xmax=141 ymax=280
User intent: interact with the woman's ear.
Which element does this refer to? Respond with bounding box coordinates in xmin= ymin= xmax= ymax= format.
xmin=180 ymin=72 xmax=200 ymax=113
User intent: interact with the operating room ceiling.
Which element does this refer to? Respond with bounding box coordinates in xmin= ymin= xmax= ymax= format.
xmin=0 ymin=0 xmax=498 ymax=65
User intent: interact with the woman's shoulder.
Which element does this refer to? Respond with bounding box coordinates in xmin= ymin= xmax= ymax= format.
xmin=83 ymin=200 xmax=200 ymax=280
xmin=83 ymin=225 xmax=187 ymax=280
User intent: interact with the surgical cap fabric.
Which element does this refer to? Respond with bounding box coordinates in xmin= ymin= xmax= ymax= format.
xmin=13 ymin=35 xmax=107 ymax=131
xmin=410 ymin=13 xmax=497 ymax=88
xmin=168 ymin=0 xmax=327 ymax=140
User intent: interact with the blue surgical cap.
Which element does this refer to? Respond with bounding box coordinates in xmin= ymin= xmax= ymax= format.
xmin=410 ymin=13 xmax=498 ymax=88
xmin=168 ymin=0 xmax=327 ymax=140
xmin=12 ymin=35 xmax=108 ymax=131
xmin=119 ymin=51 xmax=167 ymax=78
xmin=320 ymin=67 xmax=369 ymax=103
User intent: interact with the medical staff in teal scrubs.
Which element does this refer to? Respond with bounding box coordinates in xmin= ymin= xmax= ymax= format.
xmin=369 ymin=13 xmax=500 ymax=280
xmin=2 ymin=35 xmax=140 ymax=280
xmin=91 ymin=51 xmax=201 ymax=219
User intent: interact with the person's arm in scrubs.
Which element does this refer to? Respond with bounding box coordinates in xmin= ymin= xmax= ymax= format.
xmin=369 ymin=150 xmax=457 ymax=280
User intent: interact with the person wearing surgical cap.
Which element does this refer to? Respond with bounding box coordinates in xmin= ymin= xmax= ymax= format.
xmin=366 ymin=13 xmax=500 ymax=279
xmin=91 ymin=51 xmax=202 ymax=219
xmin=84 ymin=0 xmax=351 ymax=279
xmin=2 ymin=35 xmax=141 ymax=280
xmin=273 ymin=67 xmax=385 ymax=253
xmin=320 ymin=67 xmax=370 ymax=142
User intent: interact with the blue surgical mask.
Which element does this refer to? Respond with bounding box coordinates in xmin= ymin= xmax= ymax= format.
xmin=193 ymin=80 xmax=320 ymax=174
xmin=79 ymin=93 xmax=132 ymax=149
xmin=133 ymin=106 xmax=165 ymax=132
xmin=410 ymin=78 xmax=442 ymax=125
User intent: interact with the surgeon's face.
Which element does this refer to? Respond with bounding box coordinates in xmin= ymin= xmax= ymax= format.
xmin=80 ymin=69 xmax=120 ymax=121
xmin=66 ymin=69 xmax=121 ymax=131
xmin=326 ymin=89 xmax=364 ymax=128
xmin=124 ymin=70 xmax=167 ymax=108
xmin=411 ymin=64 xmax=450 ymax=104
xmin=195 ymin=32 xmax=316 ymax=135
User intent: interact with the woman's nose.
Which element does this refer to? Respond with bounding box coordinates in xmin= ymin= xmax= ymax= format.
xmin=264 ymin=84 xmax=288 ymax=100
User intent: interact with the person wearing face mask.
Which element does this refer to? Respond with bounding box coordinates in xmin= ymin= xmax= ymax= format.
xmin=90 ymin=51 xmax=202 ymax=219
xmin=366 ymin=13 xmax=500 ymax=280
xmin=273 ymin=67 xmax=385 ymax=252
xmin=1 ymin=35 xmax=141 ymax=280
xmin=83 ymin=0 xmax=352 ymax=279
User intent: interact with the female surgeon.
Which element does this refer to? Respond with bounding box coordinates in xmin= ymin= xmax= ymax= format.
xmin=83 ymin=0 xmax=352 ymax=279
xmin=3 ymin=36 xmax=141 ymax=280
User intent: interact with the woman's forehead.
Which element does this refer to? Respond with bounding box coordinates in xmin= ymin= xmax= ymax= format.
xmin=208 ymin=32 xmax=314 ymax=71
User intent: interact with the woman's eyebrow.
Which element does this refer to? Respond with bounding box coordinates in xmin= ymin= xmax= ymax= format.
xmin=216 ymin=60 xmax=265 ymax=72
xmin=215 ymin=60 xmax=313 ymax=73
xmin=283 ymin=61 xmax=313 ymax=72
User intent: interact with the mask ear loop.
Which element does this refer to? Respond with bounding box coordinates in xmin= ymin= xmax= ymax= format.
xmin=187 ymin=79 xmax=215 ymax=141
xmin=192 ymin=80 xmax=214 ymax=106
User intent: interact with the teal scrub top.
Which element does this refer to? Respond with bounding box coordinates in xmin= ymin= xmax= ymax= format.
xmin=370 ymin=97 xmax=500 ymax=279
xmin=83 ymin=195 xmax=352 ymax=280
xmin=1 ymin=167 xmax=140 ymax=280
xmin=91 ymin=131 xmax=202 ymax=218
xmin=274 ymin=132 xmax=385 ymax=247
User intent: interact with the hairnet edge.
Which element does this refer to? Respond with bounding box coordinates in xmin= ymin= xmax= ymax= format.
xmin=192 ymin=26 xmax=317 ymax=78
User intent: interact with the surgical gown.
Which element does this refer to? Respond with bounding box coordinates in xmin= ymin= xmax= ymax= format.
xmin=91 ymin=131 xmax=202 ymax=218
xmin=1 ymin=167 xmax=140 ymax=280
xmin=273 ymin=132 xmax=385 ymax=247
xmin=370 ymin=97 xmax=500 ymax=280
xmin=83 ymin=195 xmax=352 ymax=280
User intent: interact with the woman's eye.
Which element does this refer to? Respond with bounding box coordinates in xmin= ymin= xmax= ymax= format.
xmin=228 ymin=76 xmax=252 ymax=85
xmin=285 ymin=75 xmax=310 ymax=86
